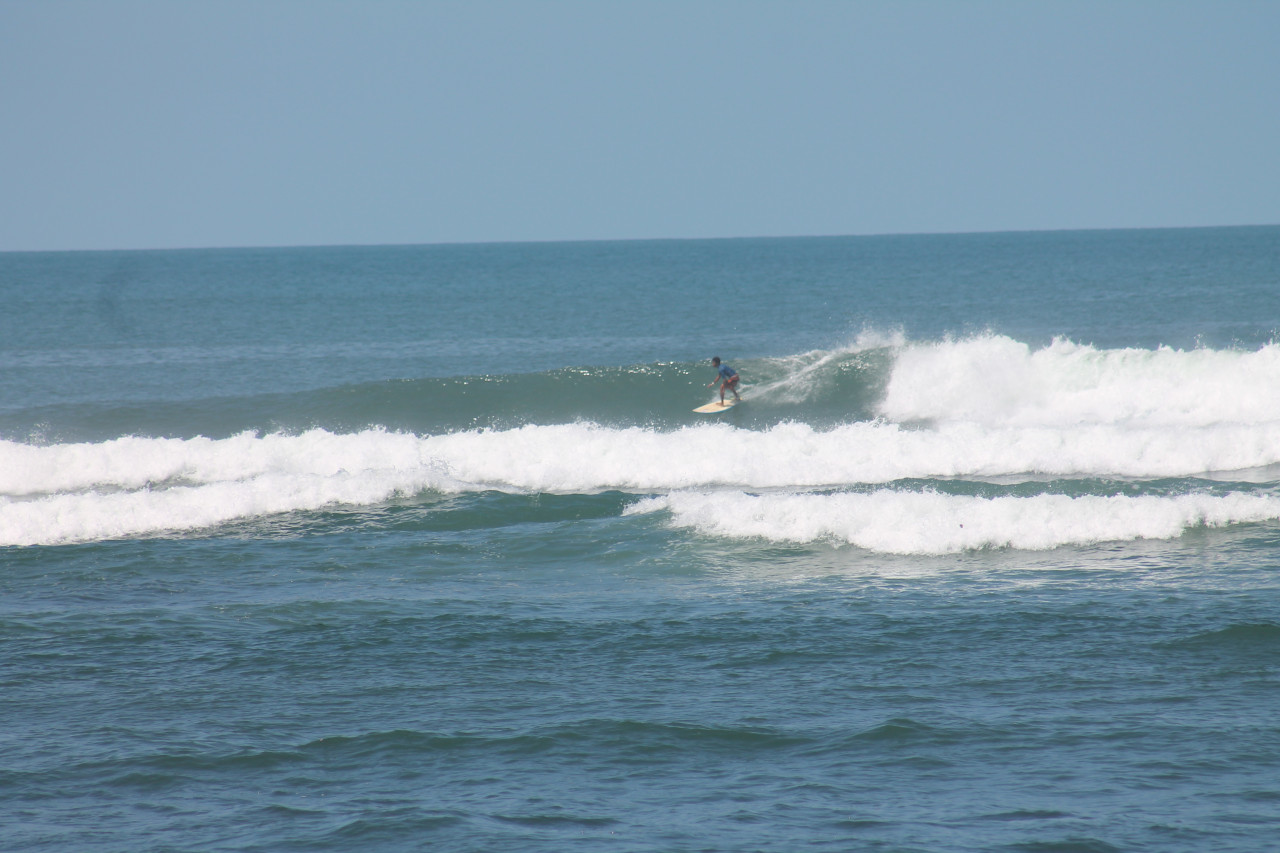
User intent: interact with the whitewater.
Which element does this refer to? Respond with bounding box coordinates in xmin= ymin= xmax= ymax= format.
xmin=9 ymin=334 xmax=1280 ymax=551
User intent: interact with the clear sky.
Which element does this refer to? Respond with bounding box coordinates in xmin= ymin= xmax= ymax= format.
xmin=3 ymin=0 xmax=1278 ymax=251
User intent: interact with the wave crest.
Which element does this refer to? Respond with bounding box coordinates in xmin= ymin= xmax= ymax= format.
xmin=881 ymin=335 xmax=1280 ymax=428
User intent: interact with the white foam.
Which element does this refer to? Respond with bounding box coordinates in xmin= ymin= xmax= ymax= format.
xmin=0 ymin=429 xmax=436 ymax=496
xmin=6 ymin=419 xmax=1280 ymax=547
xmin=427 ymin=420 xmax=1280 ymax=486
xmin=0 ymin=468 xmax=432 ymax=547
xmin=881 ymin=335 xmax=1280 ymax=427
xmin=0 ymin=429 xmax=457 ymax=546
xmin=628 ymin=490 xmax=1280 ymax=555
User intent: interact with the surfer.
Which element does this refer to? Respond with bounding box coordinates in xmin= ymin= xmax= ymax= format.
xmin=707 ymin=357 xmax=741 ymax=404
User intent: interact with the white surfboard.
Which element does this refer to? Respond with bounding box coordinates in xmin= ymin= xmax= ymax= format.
xmin=694 ymin=399 xmax=740 ymax=413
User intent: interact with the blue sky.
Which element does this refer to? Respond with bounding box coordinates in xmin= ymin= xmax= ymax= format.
xmin=3 ymin=0 xmax=1278 ymax=251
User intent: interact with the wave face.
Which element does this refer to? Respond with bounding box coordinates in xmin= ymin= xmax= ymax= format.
xmin=7 ymin=333 xmax=1280 ymax=551
xmin=0 ymin=336 xmax=896 ymax=441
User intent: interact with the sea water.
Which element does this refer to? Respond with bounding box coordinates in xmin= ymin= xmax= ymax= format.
xmin=2 ymin=228 xmax=1279 ymax=851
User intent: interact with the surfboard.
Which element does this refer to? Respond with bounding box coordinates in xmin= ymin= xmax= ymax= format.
xmin=694 ymin=399 xmax=740 ymax=413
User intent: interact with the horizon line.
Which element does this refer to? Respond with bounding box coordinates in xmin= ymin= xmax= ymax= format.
xmin=3 ymin=221 xmax=1277 ymax=256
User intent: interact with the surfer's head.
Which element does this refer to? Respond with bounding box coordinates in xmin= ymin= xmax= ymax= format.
xmin=711 ymin=357 xmax=721 ymax=366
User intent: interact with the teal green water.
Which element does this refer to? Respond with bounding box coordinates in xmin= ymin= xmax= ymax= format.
xmin=3 ymin=228 xmax=1280 ymax=851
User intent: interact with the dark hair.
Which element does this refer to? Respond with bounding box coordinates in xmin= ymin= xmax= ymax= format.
xmin=711 ymin=356 xmax=721 ymax=365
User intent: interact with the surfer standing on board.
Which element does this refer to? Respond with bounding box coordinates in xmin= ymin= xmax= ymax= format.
xmin=707 ymin=357 xmax=742 ymax=404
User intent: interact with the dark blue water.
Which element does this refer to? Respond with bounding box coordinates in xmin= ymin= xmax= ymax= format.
xmin=3 ymin=228 xmax=1280 ymax=851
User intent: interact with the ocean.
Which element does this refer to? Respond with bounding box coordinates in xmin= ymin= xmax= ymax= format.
xmin=3 ymin=227 xmax=1279 ymax=852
